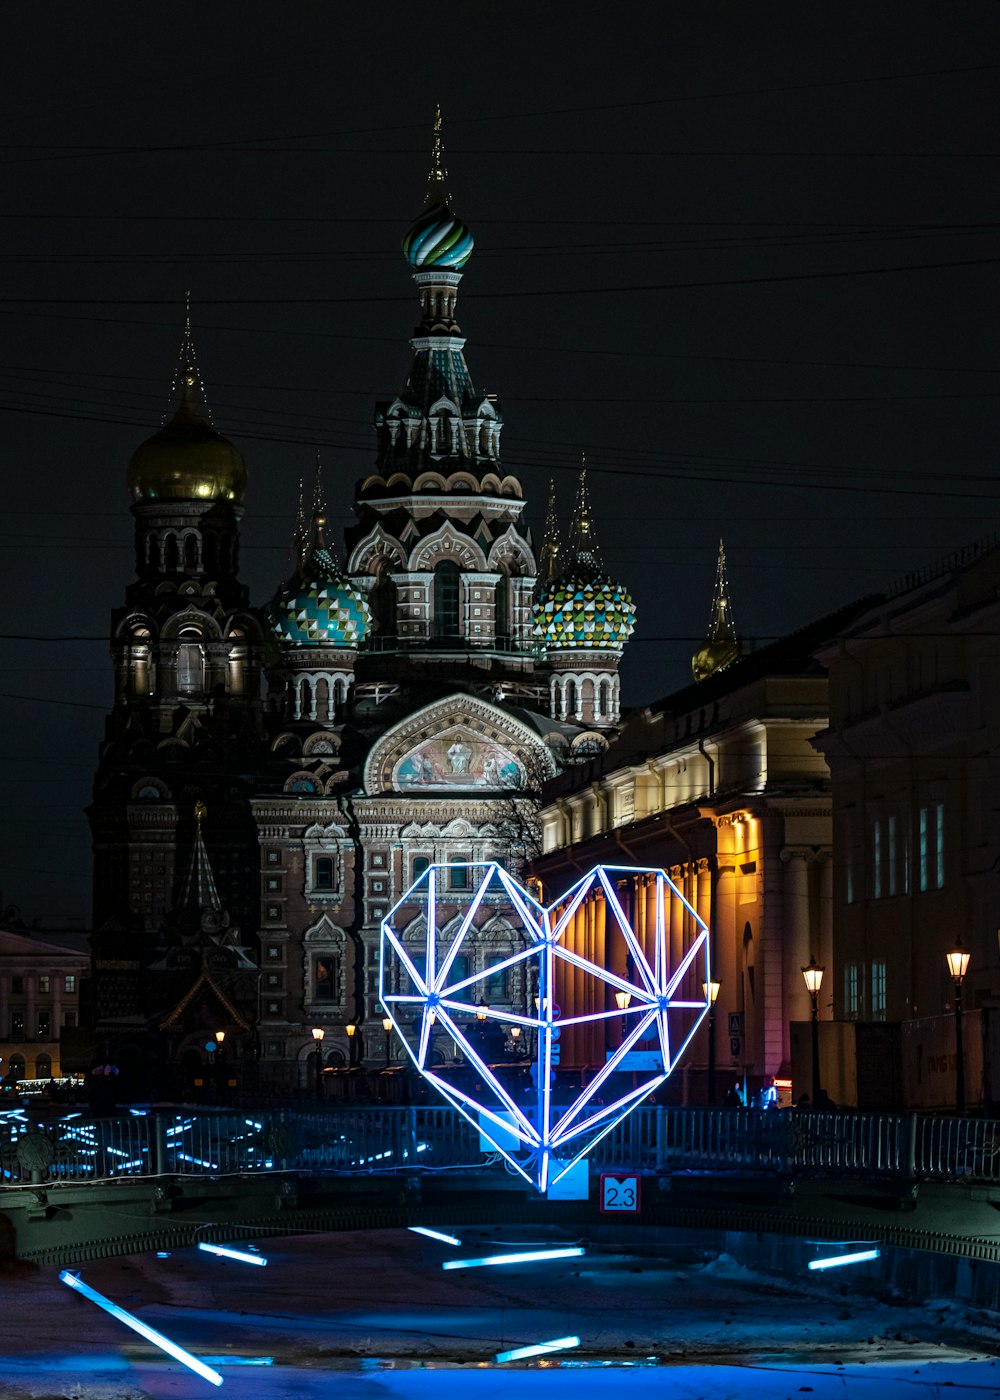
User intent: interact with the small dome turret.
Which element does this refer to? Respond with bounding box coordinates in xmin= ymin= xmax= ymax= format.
xmin=401 ymin=105 xmax=474 ymax=271
xmin=267 ymin=490 xmax=370 ymax=648
xmin=533 ymin=466 xmax=635 ymax=653
xmin=127 ymin=305 xmax=246 ymax=505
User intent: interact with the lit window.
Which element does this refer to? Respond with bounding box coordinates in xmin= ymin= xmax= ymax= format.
xmin=37 ymin=1012 xmax=51 ymax=1039
xmin=38 ymin=975 xmax=50 ymax=993
xmin=64 ymin=976 xmax=76 ymax=994
xmin=314 ymin=956 xmax=338 ymax=1001
xmin=934 ymin=802 xmax=945 ymax=889
xmin=844 ymin=963 xmax=859 ymax=1020
xmin=872 ymin=819 xmax=882 ymax=900
xmin=871 ymin=961 xmax=887 ymax=1021
xmin=919 ymin=807 xmax=929 ymax=892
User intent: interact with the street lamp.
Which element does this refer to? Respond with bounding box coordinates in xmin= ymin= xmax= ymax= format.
xmin=213 ymin=1030 xmax=225 ymax=1097
xmin=311 ymin=1026 xmax=324 ymax=1099
xmin=946 ymin=938 xmax=971 ymax=1113
xmin=801 ymin=956 xmax=825 ymax=1103
xmin=476 ymin=1000 xmax=488 ymax=1023
xmin=382 ymin=1016 xmax=393 ymax=1068
xmin=703 ymin=980 xmax=721 ymax=1106
xmin=345 ymin=1022 xmax=357 ymax=1068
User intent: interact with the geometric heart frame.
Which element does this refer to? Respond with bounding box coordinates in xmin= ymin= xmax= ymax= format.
xmin=379 ymin=863 xmax=710 ymax=1194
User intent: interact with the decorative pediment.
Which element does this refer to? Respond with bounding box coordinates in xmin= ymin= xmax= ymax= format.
xmin=303 ymin=822 xmax=346 ymax=841
xmin=488 ymin=525 xmax=536 ymax=576
xmin=346 ymin=525 xmax=406 ymax=575
xmin=363 ymin=694 xmax=557 ymax=795
xmin=304 ymin=914 xmax=343 ymax=942
xmin=408 ymin=522 xmax=487 ymax=572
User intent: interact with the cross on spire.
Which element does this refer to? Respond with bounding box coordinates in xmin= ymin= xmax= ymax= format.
xmin=426 ymin=103 xmax=449 ymax=204
xmin=568 ymin=455 xmax=600 ymax=566
xmin=165 ymin=290 xmax=213 ymax=426
xmin=707 ymin=538 xmax=736 ymax=645
xmin=541 ymin=478 xmax=562 ymax=581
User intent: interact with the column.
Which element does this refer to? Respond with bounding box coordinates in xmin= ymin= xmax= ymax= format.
xmin=25 ymin=974 xmax=36 ymax=1044
xmin=817 ymin=849 xmax=834 ymax=981
xmin=781 ymin=847 xmax=814 ymax=1065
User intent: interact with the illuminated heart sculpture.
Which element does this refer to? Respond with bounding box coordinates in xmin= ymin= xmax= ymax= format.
xmin=379 ymin=863 xmax=711 ymax=1193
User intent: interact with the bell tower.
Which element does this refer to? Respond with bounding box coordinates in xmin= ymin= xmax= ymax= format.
xmin=90 ymin=310 xmax=265 ymax=987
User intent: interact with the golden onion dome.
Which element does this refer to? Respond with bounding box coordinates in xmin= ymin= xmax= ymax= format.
xmin=127 ymin=387 xmax=247 ymax=505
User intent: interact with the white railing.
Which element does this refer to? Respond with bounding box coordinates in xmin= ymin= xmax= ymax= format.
xmin=2 ymin=1105 xmax=999 ymax=1187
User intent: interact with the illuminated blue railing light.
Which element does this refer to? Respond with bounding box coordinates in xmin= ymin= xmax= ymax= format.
xmin=808 ymin=1248 xmax=881 ymax=1271
xmin=443 ymin=1246 xmax=585 ymax=1271
xmin=198 ymin=1242 xmax=267 ymax=1267
xmin=496 ymin=1336 xmax=581 ymax=1363
xmin=59 ymin=1270 xmax=223 ymax=1387
xmin=408 ymin=1226 xmax=461 ymax=1246
xmin=176 ymin=1153 xmax=219 ymax=1169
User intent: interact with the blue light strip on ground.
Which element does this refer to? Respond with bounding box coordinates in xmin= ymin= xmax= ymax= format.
xmin=408 ymin=1226 xmax=462 ymax=1246
xmin=496 ymin=1336 xmax=581 ymax=1363
xmin=198 ymin=1242 xmax=267 ymax=1266
xmin=807 ymin=1248 xmax=881 ymax=1271
xmin=443 ymin=1246 xmax=585 ymax=1271
xmin=59 ymin=1270 xmax=223 ymax=1386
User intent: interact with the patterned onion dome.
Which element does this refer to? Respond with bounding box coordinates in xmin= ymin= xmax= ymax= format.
xmin=533 ymin=566 xmax=636 ymax=652
xmin=268 ymin=542 xmax=371 ymax=648
xmin=402 ymin=200 xmax=474 ymax=270
xmin=128 ymin=396 xmax=247 ymax=504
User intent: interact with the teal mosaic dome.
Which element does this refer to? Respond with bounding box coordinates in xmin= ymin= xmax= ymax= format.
xmin=533 ymin=567 xmax=636 ymax=652
xmin=268 ymin=544 xmax=371 ymax=648
xmin=403 ymin=200 xmax=474 ymax=271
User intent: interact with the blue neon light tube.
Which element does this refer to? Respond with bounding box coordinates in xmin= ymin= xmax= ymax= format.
xmin=408 ymin=1226 xmax=461 ymax=1246
xmin=442 ymin=1246 xmax=584 ymax=1270
xmin=198 ymin=1242 xmax=267 ymax=1266
xmin=59 ymin=1270 xmax=223 ymax=1386
xmin=808 ymin=1247 xmax=881 ymax=1271
xmin=497 ymin=1336 xmax=581 ymax=1362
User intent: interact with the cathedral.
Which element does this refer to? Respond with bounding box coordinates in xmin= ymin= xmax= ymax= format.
xmin=89 ymin=119 xmax=636 ymax=1094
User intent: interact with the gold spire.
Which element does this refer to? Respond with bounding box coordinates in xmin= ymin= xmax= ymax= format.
xmin=165 ymin=290 xmax=213 ymax=426
xmin=311 ymin=450 xmax=328 ymax=547
xmin=568 ymin=454 xmax=600 ymax=565
xmin=292 ymin=476 xmax=307 ymax=567
xmin=425 ymin=103 xmax=449 ymax=204
xmin=692 ymin=538 xmax=741 ymax=682
xmin=541 ymin=478 xmax=561 ymax=581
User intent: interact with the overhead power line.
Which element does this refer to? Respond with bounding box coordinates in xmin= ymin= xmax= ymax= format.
xmin=0 ymin=252 xmax=997 ymax=307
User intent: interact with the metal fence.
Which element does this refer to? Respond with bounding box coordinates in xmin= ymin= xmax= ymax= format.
xmin=2 ymin=1105 xmax=999 ymax=1187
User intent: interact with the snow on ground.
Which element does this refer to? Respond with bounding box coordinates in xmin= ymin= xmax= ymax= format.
xmin=0 ymin=1227 xmax=996 ymax=1399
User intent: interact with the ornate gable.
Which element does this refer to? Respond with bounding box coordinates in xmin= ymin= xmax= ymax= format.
xmin=363 ymin=694 xmax=557 ymax=795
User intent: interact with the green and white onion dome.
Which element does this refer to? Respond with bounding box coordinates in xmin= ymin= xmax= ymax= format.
xmin=268 ymin=540 xmax=371 ymax=648
xmin=533 ymin=566 xmax=636 ymax=652
xmin=402 ymin=200 xmax=474 ymax=271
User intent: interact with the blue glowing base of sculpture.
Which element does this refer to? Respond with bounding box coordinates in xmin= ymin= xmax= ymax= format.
xmin=380 ymin=863 xmax=710 ymax=1194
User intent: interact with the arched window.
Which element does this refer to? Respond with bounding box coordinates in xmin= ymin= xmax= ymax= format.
xmin=34 ymin=1052 xmax=52 ymax=1080
xmin=494 ymin=575 xmax=509 ymax=641
xmin=412 ymin=855 xmax=430 ymax=882
xmin=564 ymin=677 xmax=578 ymax=719
xmin=371 ymin=570 xmax=397 ymax=636
xmin=8 ymin=1053 xmax=25 ymax=1081
xmin=183 ymin=534 xmax=199 ymax=571
xmin=434 ymin=561 xmax=461 ymax=639
xmin=163 ymin=534 xmax=179 ymax=572
xmin=176 ymin=628 xmax=204 ymax=695
xmin=315 ymin=857 xmax=335 ymax=890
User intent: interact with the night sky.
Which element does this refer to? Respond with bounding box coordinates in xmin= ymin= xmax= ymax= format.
xmin=1 ymin=3 xmax=997 ymax=925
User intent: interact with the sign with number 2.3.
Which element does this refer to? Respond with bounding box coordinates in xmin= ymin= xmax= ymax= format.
xmin=600 ymin=1173 xmax=641 ymax=1213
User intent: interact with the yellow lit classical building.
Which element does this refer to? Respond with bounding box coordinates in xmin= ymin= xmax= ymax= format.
xmin=530 ymin=567 xmax=875 ymax=1101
